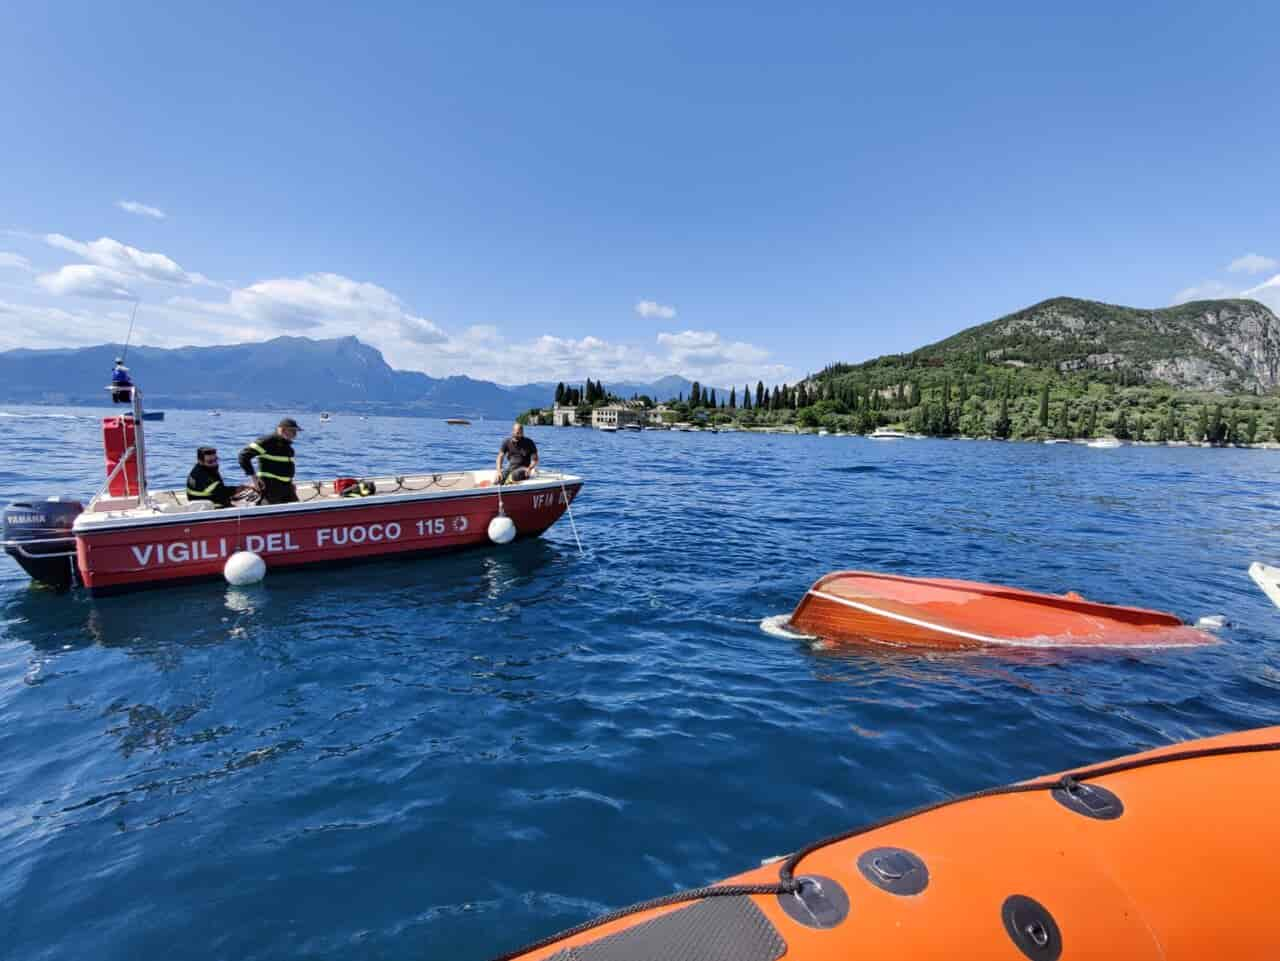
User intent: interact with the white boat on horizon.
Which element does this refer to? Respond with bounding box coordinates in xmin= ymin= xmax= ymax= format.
xmin=869 ymin=427 xmax=908 ymax=440
xmin=1088 ymin=437 xmax=1123 ymax=448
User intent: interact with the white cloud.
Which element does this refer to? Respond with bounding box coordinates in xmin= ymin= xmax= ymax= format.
xmin=0 ymin=252 xmax=33 ymax=272
xmin=1172 ymin=272 xmax=1280 ymax=315
xmin=116 ymin=200 xmax=167 ymax=220
xmin=1228 ymin=253 xmax=1277 ymax=275
xmin=19 ymin=224 xmax=788 ymax=384
xmin=0 ymin=300 xmax=137 ymax=349
xmin=36 ymin=264 xmax=136 ymax=301
xmin=44 ymin=234 xmax=206 ymax=286
xmin=1242 ymin=274 xmax=1280 ymax=314
xmin=1171 ymin=281 xmax=1232 ymax=305
xmin=635 ymin=299 xmax=677 ymax=319
xmin=174 ymin=272 xmax=448 ymax=348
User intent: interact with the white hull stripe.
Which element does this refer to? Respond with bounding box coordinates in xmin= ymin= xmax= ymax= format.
xmin=808 ymin=589 xmax=1015 ymax=646
xmin=806 ymin=589 xmax=1205 ymax=649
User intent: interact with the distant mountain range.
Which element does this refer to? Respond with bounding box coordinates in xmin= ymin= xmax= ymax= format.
xmin=0 ymin=337 xmax=707 ymax=419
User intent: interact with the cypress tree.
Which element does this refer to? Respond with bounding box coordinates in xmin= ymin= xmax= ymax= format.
xmin=1246 ymin=412 xmax=1258 ymax=444
xmin=995 ymin=394 xmax=1011 ymax=439
xmin=729 ymin=387 xmax=736 ymax=408
xmin=742 ymin=386 xmax=751 ymax=411
xmin=1038 ymin=382 xmax=1049 ymax=427
xmin=690 ymin=381 xmax=701 ymax=408
xmin=756 ymin=381 xmax=765 ymax=408
xmin=709 ymin=388 xmax=717 ymax=408
xmin=1085 ymin=404 xmax=1097 ymax=437
xmin=1208 ymin=404 xmax=1223 ymax=443
xmin=555 ymin=382 xmax=565 ymax=404
xmin=1057 ymin=398 xmax=1071 ymax=438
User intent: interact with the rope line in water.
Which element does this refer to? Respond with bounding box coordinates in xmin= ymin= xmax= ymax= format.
xmin=558 ymin=474 xmax=584 ymax=555
xmin=490 ymin=738 xmax=1280 ymax=961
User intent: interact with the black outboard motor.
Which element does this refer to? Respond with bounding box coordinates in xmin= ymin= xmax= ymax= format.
xmin=2 ymin=498 xmax=83 ymax=589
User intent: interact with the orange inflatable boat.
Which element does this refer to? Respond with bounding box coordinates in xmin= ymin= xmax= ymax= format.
xmin=786 ymin=571 xmax=1215 ymax=650
xmin=493 ymin=726 xmax=1280 ymax=960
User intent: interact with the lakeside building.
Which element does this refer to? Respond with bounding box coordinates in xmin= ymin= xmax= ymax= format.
xmin=551 ymin=404 xmax=579 ymax=426
xmin=591 ymin=405 xmax=644 ymax=429
xmin=647 ymin=404 xmax=675 ymax=425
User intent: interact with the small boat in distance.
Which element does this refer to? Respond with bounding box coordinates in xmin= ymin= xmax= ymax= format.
xmin=209 ymin=410 xmax=221 ymax=417
xmin=1088 ymin=437 xmax=1123 ymax=448
xmin=1043 ymin=438 xmax=1071 ymax=444
xmin=786 ymin=571 xmax=1215 ymax=650
xmin=445 ymin=418 xmax=471 ymax=426
xmin=598 ymin=424 xmax=618 ymax=433
xmin=869 ymin=427 xmax=907 ymax=440
xmin=320 ymin=412 xmax=332 ymax=423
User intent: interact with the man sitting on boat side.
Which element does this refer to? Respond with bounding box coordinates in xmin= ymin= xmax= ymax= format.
xmin=239 ymin=418 xmax=302 ymax=504
xmin=496 ymin=422 xmax=538 ymax=484
xmin=110 ymin=358 xmax=133 ymax=403
xmin=186 ymin=447 xmax=234 ymax=508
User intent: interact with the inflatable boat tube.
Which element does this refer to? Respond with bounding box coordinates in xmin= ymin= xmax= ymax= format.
xmin=493 ymin=726 xmax=1280 ymax=960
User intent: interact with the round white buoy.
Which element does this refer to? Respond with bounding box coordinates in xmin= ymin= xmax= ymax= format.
xmin=488 ymin=515 xmax=517 ymax=545
xmin=224 ymin=551 xmax=266 ymax=585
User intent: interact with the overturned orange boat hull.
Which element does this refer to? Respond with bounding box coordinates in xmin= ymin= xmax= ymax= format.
xmin=494 ymin=726 xmax=1280 ymax=961
xmin=788 ymin=571 xmax=1215 ymax=649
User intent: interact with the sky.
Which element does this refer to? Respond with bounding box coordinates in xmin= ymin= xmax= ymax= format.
xmin=1 ymin=2 xmax=1276 ymax=387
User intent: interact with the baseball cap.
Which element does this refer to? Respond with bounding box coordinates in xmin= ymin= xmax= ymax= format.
xmin=278 ymin=417 xmax=303 ymax=431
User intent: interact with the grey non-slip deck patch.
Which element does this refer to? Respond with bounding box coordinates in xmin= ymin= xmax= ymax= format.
xmin=548 ymin=897 xmax=786 ymax=961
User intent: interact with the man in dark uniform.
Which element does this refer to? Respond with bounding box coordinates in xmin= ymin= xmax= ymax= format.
xmin=185 ymin=446 xmax=234 ymax=507
xmin=496 ymin=421 xmax=538 ymax=484
xmin=239 ymin=417 xmax=302 ymax=504
xmin=110 ymin=358 xmax=133 ymax=403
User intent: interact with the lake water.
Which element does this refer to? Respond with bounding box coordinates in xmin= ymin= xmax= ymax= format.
xmin=2 ymin=407 xmax=1278 ymax=960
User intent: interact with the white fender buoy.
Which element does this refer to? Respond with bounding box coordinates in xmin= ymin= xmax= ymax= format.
xmin=488 ymin=515 xmax=517 ymax=545
xmin=224 ymin=550 xmax=266 ymax=585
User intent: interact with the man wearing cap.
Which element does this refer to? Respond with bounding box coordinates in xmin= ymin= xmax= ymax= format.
xmin=110 ymin=358 xmax=133 ymax=403
xmin=239 ymin=418 xmax=302 ymax=504
xmin=186 ymin=446 xmax=235 ymax=508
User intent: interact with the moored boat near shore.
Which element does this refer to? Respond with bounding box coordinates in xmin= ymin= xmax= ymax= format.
xmin=786 ymin=571 xmax=1214 ymax=649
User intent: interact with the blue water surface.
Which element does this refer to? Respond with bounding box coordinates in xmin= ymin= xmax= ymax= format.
xmin=1 ymin=407 xmax=1278 ymax=960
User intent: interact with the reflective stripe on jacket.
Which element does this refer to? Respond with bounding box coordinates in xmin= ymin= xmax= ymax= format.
xmin=239 ymin=433 xmax=296 ymax=483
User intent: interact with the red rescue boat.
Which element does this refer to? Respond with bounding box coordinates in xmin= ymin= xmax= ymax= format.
xmin=2 ymin=384 xmax=583 ymax=595
xmin=787 ymin=571 xmax=1215 ymax=650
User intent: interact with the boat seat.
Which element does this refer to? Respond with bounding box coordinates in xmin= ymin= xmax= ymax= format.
xmin=546 ymin=897 xmax=784 ymax=961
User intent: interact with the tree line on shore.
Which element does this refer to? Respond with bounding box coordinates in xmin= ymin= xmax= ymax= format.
xmin=542 ymin=365 xmax=1280 ymax=443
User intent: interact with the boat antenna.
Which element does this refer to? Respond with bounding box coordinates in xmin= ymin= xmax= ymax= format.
xmin=120 ymin=298 xmax=140 ymax=363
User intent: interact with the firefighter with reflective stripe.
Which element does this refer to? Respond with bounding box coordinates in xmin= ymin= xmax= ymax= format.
xmin=239 ymin=417 xmax=302 ymax=504
xmin=186 ymin=446 xmax=234 ymax=507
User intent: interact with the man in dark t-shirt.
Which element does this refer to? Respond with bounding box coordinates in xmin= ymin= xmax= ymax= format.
xmin=496 ymin=422 xmax=539 ymax=484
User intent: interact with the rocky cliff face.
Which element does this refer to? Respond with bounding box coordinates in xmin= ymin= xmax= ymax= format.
xmin=926 ymin=297 xmax=1280 ymax=392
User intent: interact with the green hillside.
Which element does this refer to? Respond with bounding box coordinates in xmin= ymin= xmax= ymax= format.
xmin=638 ymin=297 xmax=1280 ymax=442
